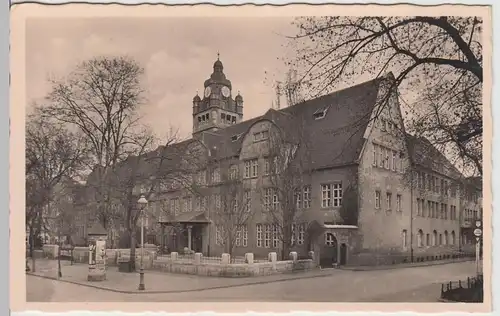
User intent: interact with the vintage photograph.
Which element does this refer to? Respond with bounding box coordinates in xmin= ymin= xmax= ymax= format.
xmin=20 ymin=5 xmax=487 ymax=305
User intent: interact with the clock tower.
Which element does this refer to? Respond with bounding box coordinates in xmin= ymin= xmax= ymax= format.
xmin=192 ymin=54 xmax=244 ymax=136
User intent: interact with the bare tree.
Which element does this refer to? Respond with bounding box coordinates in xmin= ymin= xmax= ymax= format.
xmin=260 ymin=118 xmax=312 ymax=260
xmin=287 ymin=16 xmax=483 ymax=175
xmin=26 ymin=108 xmax=87 ymax=271
xmin=41 ymin=56 xmax=147 ymax=231
xmin=211 ymin=163 xmax=254 ymax=260
xmin=108 ymin=131 xmax=206 ymax=269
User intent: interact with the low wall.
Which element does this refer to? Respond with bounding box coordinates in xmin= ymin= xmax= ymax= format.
xmin=151 ymin=252 xmax=315 ymax=277
xmin=350 ymin=248 xmax=476 ymax=266
xmin=64 ymin=246 xmax=157 ymax=266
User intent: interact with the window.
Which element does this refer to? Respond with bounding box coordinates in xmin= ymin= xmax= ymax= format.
xmin=291 ymin=224 xmax=296 ymax=245
xmin=235 ymin=226 xmax=242 ymax=247
xmin=384 ymin=148 xmax=390 ymax=169
xmin=244 ymin=190 xmax=251 ymax=212
xmin=229 ymin=165 xmax=238 ymax=179
xmin=427 ymin=201 xmax=432 ymax=218
xmin=254 ymin=132 xmax=261 ymax=142
xmin=444 ymin=231 xmax=448 ymax=245
xmin=426 ymin=233 xmax=430 ymax=246
xmin=272 ymin=189 xmax=280 ymax=209
xmin=392 ymin=151 xmax=397 ymax=171
xmin=244 ymin=161 xmax=251 ymax=179
xmin=386 ymin=192 xmax=392 ymax=210
xmin=372 ymin=143 xmax=378 ymax=166
xmin=251 ymin=159 xmax=258 ymax=178
xmin=439 ymin=233 xmax=443 ymax=246
xmin=264 ymin=158 xmax=270 ymax=175
xmin=313 ymin=107 xmax=328 ymax=120
xmin=402 ymin=230 xmax=407 ymax=249
xmin=325 ymin=233 xmax=336 ymax=246
xmin=396 ymin=194 xmax=402 ymax=212
xmin=198 ymin=171 xmax=206 ymax=185
xmin=272 ymin=224 xmax=279 ymax=248
xmin=264 ymin=188 xmax=272 ymax=208
xmin=451 ymin=231 xmax=456 ymax=245
xmin=432 ymin=230 xmax=437 ymax=246
xmin=375 ymin=191 xmax=381 ymax=209
xmin=261 ymin=130 xmax=269 ymax=140
xmin=214 ymin=194 xmax=221 ymax=209
xmin=201 ymin=196 xmax=208 ymax=212
xmin=321 ymin=184 xmax=331 ymax=208
xmin=298 ymin=224 xmax=305 ymax=245
xmin=321 ymin=183 xmax=342 ymax=208
xmin=186 ymin=197 xmax=192 ymax=213
xmin=264 ymin=224 xmax=271 ymax=248
xmin=212 ymin=168 xmax=221 ymax=183
xmin=379 ymin=146 xmax=384 ymax=168
xmin=417 ymin=230 xmax=423 ymax=247
xmin=295 ymin=189 xmax=302 ymax=209
xmin=216 ymin=226 xmax=223 ymax=245
xmin=303 ymin=186 xmax=311 ymax=208
xmin=172 ymin=198 xmax=180 ymax=215
xmin=242 ymin=225 xmax=248 ymax=247
xmin=256 ymin=224 xmax=263 ymax=247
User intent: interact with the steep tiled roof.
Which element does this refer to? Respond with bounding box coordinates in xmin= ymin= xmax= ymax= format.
xmin=405 ymin=133 xmax=462 ymax=179
xmin=203 ymin=75 xmax=384 ymax=169
xmin=86 ymin=75 xmax=385 ymax=186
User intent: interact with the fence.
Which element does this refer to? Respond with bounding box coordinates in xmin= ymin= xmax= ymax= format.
xmin=440 ymin=274 xmax=484 ymax=302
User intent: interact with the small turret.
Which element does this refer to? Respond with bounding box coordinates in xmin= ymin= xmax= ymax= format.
xmin=235 ymin=91 xmax=243 ymax=115
xmin=193 ymin=93 xmax=201 ymax=114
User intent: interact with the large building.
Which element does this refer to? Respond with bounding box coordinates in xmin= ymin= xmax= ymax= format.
xmin=82 ymin=57 xmax=482 ymax=266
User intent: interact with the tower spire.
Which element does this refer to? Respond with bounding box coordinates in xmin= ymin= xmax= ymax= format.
xmin=217 ymin=51 xmax=220 ymax=61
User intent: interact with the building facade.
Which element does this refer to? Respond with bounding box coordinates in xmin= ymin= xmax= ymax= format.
xmin=84 ymin=57 xmax=482 ymax=266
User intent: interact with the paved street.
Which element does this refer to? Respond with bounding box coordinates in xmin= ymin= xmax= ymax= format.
xmin=26 ymin=260 xmax=477 ymax=302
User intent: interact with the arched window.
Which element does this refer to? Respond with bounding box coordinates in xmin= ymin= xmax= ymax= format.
xmin=433 ymin=230 xmax=438 ymax=246
xmin=426 ymin=233 xmax=430 ymax=246
xmin=417 ymin=230 xmax=423 ymax=248
xmin=451 ymin=231 xmax=456 ymax=245
xmin=444 ymin=231 xmax=448 ymax=245
xmin=439 ymin=233 xmax=443 ymax=245
xmin=402 ymin=230 xmax=408 ymax=249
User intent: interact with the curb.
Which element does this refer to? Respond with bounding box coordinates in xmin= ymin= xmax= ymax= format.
xmin=338 ymin=259 xmax=474 ymax=272
xmin=26 ymin=269 xmax=337 ymax=294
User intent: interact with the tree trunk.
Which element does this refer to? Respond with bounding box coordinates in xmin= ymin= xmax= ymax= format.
xmin=28 ymin=221 xmax=35 ymax=272
xmin=129 ymin=227 xmax=136 ymax=271
xmin=57 ymin=237 xmax=62 ymax=278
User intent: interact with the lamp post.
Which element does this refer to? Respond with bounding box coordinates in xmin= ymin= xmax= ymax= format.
xmin=137 ymin=194 xmax=148 ymax=291
xmin=474 ymin=220 xmax=482 ymax=276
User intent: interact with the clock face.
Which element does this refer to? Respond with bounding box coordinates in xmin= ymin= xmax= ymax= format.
xmin=204 ymin=86 xmax=212 ymax=98
xmin=221 ymin=86 xmax=230 ymax=98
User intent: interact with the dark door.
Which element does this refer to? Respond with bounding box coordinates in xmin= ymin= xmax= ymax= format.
xmin=339 ymin=243 xmax=347 ymax=265
xmin=192 ymin=226 xmax=203 ymax=253
xmin=320 ymin=233 xmax=338 ymax=268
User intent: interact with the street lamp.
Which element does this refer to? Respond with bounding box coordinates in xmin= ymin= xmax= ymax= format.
xmin=474 ymin=220 xmax=482 ymax=276
xmin=137 ymin=194 xmax=148 ymax=291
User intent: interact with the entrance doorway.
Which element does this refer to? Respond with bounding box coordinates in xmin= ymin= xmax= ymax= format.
xmin=320 ymin=233 xmax=338 ymax=268
xmin=339 ymin=243 xmax=347 ymax=265
xmin=191 ymin=225 xmax=203 ymax=253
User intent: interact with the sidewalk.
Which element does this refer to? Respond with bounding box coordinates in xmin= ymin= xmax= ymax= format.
xmin=338 ymin=257 xmax=475 ymax=271
xmin=26 ymin=259 xmax=339 ymax=294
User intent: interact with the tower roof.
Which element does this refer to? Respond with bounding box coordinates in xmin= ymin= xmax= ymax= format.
xmin=204 ymin=55 xmax=232 ymax=89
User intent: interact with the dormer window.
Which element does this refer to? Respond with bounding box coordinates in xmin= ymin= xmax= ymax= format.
xmin=313 ymin=107 xmax=329 ymax=120
xmin=231 ymin=134 xmax=241 ymax=142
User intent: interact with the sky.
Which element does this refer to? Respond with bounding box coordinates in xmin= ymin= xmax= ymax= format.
xmin=26 ymin=17 xmax=300 ymax=139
